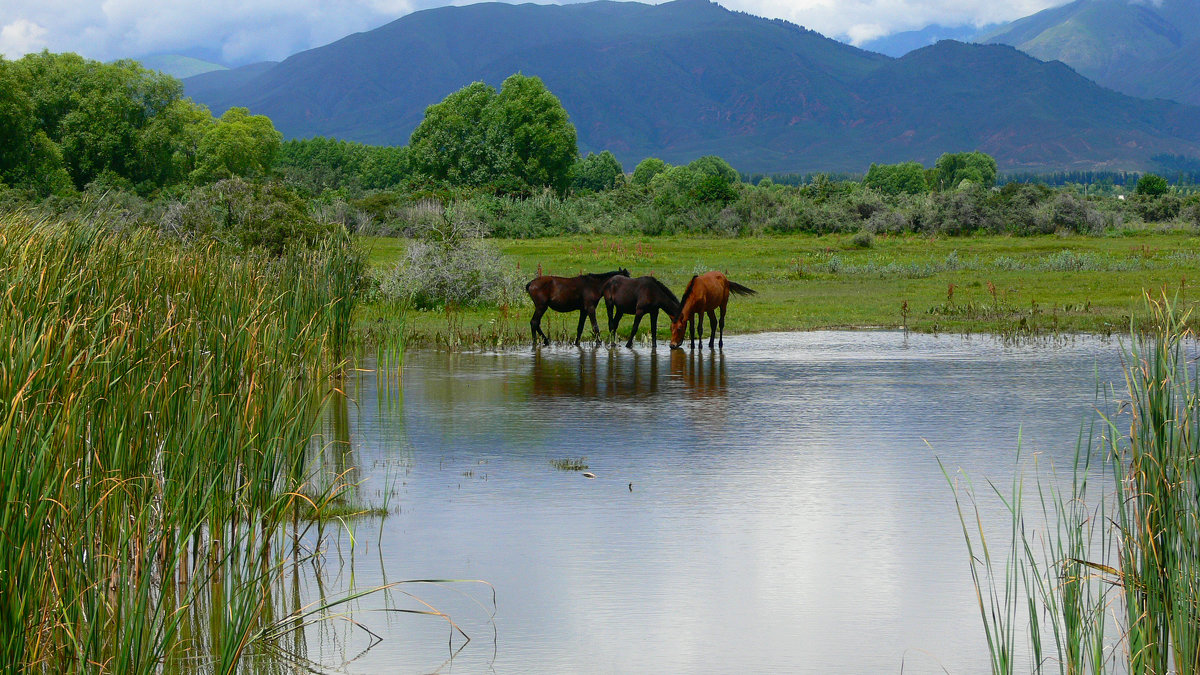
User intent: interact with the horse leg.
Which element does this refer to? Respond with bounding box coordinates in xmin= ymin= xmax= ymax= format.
xmin=531 ymin=305 xmax=548 ymax=348
xmin=649 ymin=308 xmax=659 ymax=350
xmin=626 ymin=310 xmax=645 ymax=349
xmin=697 ymin=313 xmax=704 ymax=343
xmin=574 ymin=310 xmax=587 ymax=346
xmin=588 ymin=307 xmax=601 ymax=344
xmin=689 ymin=313 xmax=696 ymax=349
xmin=610 ymin=310 xmax=624 ymax=343
xmin=707 ymin=310 xmax=718 ymax=349
xmin=718 ymin=305 xmax=727 ymax=349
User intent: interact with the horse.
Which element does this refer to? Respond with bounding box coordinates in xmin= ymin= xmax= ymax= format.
xmin=525 ymin=268 xmax=630 ymax=347
xmin=669 ymin=271 xmax=756 ymax=350
xmin=602 ymin=275 xmax=682 ymax=349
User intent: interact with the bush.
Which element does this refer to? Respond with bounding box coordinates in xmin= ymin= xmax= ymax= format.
xmin=162 ymin=178 xmax=334 ymax=254
xmin=378 ymin=202 xmax=522 ymax=308
xmin=850 ymin=230 xmax=874 ymax=248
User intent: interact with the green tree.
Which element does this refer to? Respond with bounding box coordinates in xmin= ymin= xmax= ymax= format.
xmin=409 ymin=74 xmax=578 ymax=194
xmin=191 ymin=107 xmax=282 ymax=184
xmin=408 ymin=82 xmax=500 ymax=187
xmin=632 ymin=157 xmax=668 ymax=185
xmin=934 ymin=151 xmax=997 ymax=190
xmin=16 ymin=52 xmax=181 ymax=189
xmin=863 ymin=161 xmax=927 ymax=195
xmin=0 ymin=57 xmax=35 ymax=186
xmin=1135 ymin=173 xmax=1169 ymax=197
xmin=687 ymin=155 xmax=739 ymax=184
xmin=570 ymin=151 xmax=624 ymax=192
xmin=135 ymin=98 xmax=214 ymax=188
xmin=486 ymin=74 xmax=578 ymax=195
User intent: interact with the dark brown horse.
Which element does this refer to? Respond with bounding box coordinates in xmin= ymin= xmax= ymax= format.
xmin=602 ymin=275 xmax=682 ymax=349
xmin=526 ymin=268 xmax=630 ymax=347
xmin=669 ymin=271 xmax=756 ymax=350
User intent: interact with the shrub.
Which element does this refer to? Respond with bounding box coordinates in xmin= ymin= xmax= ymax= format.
xmin=850 ymin=230 xmax=874 ymax=248
xmin=378 ymin=202 xmax=522 ymax=308
xmin=162 ymin=178 xmax=334 ymax=254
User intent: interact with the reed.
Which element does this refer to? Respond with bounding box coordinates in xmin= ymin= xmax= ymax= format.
xmin=0 ymin=213 xmax=369 ymax=672
xmin=946 ymin=294 xmax=1199 ymax=674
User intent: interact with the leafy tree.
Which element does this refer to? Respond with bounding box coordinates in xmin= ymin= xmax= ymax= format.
xmin=570 ymin=151 xmax=624 ymax=192
xmin=191 ymin=107 xmax=282 ymax=184
xmin=687 ymin=155 xmax=739 ymax=184
xmin=934 ymin=151 xmax=997 ymax=190
xmin=0 ymin=57 xmax=35 ymax=186
xmin=1135 ymin=173 xmax=1169 ymax=197
xmin=409 ymin=82 xmax=499 ymax=187
xmin=863 ymin=162 xmax=927 ymax=195
xmin=486 ymin=74 xmax=578 ymax=195
xmin=135 ymin=98 xmax=213 ymax=188
xmin=632 ymin=157 xmax=668 ymax=185
xmin=16 ymin=52 xmax=182 ymax=189
xmin=690 ymin=174 xmax=738 ymax=205
xmin=409 ymin=74 xmax=578 ymax=195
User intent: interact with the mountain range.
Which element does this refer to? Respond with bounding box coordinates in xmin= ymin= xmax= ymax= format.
xmin=182 ymin=0 xmax=1200 ymax=173
xmin=979 ymin=0 xmax=1200 ymax=107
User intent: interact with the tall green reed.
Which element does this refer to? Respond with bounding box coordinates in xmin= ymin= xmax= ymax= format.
xmin=946 ymin=295 xmax=1199 ymax=674
xmin=0 ymin=213 xmax=366 ymax=672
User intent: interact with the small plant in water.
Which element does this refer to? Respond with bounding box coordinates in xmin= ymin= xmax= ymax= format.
xmin=551 ymin=457 xmax=589 ymax=471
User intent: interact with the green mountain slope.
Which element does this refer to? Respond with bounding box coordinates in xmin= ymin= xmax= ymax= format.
xmin=980 ymin=0 xmax=1200 ymax=105
xmin=137 ymin=54 xmax=228 ymax=79
xmin=184 ymin=0 xmax=1200 ymax=172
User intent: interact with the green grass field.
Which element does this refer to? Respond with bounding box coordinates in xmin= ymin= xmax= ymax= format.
xmin=360 ymin=231 xmax=1200 ymax=345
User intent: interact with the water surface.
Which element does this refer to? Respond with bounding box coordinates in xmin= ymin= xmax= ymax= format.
xmin=300 ymin=331 xmax=1129 ymax=673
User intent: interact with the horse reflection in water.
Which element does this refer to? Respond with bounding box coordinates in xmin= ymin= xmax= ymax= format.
xmin=528 ymin=348 xmax=727 ymax=401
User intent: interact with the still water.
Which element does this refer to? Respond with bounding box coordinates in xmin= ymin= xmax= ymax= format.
xmin=298 ymin=331 xmax=1129 ymax=674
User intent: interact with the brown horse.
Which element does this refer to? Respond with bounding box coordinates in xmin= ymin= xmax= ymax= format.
xmin=669 ymin=272 xmax=756 ymax=350
xmin=602 ymin=275 xmax=682 ymax=349
xmin=526 ymin=268 xmax=630 ymax=347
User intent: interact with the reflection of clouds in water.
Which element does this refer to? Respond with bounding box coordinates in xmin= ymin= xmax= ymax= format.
xmin=313 ymin=332 xmax=1136 ymax=674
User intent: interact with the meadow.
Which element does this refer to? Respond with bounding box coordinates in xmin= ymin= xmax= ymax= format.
xmin=361 ymin=230 xmax=1200 ymax=346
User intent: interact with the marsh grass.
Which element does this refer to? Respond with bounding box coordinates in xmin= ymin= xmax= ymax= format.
xmin=945 ymin=295 xmax=1200 ymax=673
xmin=0 ymin=213 xmax=412 ymax=672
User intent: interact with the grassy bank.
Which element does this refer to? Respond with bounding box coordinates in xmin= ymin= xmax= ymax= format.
xmin=361 ymin=231 xmax=1200 ymax=346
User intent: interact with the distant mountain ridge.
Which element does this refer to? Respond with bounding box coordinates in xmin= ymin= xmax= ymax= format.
xmin=136 ymin=55 xmax=227 ymax=79
xmin=979 ymin=0 xmax=1200 ymax=106
xmin=858 ymin=24 xmax=992 ymax=57
xmin=184 ymin=0 xmax=1200 ymax=172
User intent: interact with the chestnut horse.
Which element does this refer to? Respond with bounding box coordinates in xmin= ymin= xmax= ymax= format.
xmin=602 ymin=275 xmax=682 ymax=349
xmin=526 ymin=268 xmax=629 ymax=347
xmin=669 ymin=272 xmax=756 ymax=350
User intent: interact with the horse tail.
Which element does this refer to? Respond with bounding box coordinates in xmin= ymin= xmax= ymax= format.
xmin=728 ymin=280 xmax=757 ymax=297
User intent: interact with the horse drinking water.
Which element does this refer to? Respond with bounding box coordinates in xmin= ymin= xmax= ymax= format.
xmin=602 ymin=275 xmax=682 ymax=349
xmin=670 ymin=271 xmax=756 ymax=350
xmin=526 ymin=268 xmax=630 ymax=347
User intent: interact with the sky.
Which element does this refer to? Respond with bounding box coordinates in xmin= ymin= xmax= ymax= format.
xmin=0 ymin=0 xmax=1066 ymax=65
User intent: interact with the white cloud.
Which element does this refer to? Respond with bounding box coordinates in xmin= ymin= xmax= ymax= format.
xmin=0 ymin=0 xmax=1070 ymax=65
xmin=1 ymin=19 xmax=49 ymax=57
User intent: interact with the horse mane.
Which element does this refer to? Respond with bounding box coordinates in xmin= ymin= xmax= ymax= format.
xmin=679 ymin=275 xmax=699 ymax=308
xmin=582 ymin=269 xmax=629 ymax=282
xmin=647 ymin=276 xmax=682 ymax=318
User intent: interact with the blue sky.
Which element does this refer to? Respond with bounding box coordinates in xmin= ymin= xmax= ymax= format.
xmin=0 ymin=0 xmax=1064 ymax=65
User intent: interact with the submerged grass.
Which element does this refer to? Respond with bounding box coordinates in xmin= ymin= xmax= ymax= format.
xmin=945 ymin=294 xmax=1200 ymax=674
xmin=0 ymin=213 xmax=377 ymax=672
xmin=551 ymin=457 xmax=590 ymax=471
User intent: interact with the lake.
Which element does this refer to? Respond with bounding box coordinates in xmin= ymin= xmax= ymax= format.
xmin=291 ymin=331 xmax=1130 ymax=674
